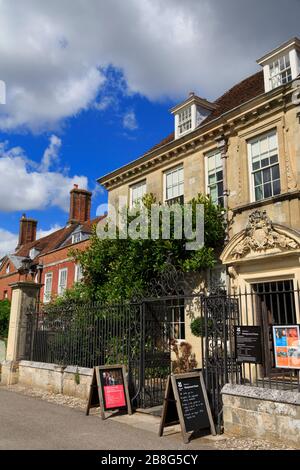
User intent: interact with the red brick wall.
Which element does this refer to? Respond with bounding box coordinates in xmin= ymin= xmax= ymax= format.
xmin=0 ymin=272 xmax=20 ymax=301
xmin=0 ymin=239 xmax=91 ymax=303
xmin=39 ymin=239 xmax=90 ymax=303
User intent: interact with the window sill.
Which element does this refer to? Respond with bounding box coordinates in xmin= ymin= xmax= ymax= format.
xmin=232 ymin=190 xmax=300 ymax=214
xmin=165 ymin=195 xmax=184 ymax=206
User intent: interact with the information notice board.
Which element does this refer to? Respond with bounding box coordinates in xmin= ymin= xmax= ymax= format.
xmin=86 ymin=365 xmax=132 ymax=419
xmin=235 ymin=326 xmax=263 ymax=364
xmin=159 ymin=371 xmax=216 ymax=444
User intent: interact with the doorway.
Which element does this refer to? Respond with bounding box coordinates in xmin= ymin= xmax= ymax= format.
xmin=252 ymin=280 xmax=297 ymax=375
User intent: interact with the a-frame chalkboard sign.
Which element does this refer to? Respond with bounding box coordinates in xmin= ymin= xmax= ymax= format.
xmin=159 ymin=371 xmax=216 ymax=444
xmin=86 ymin=365 xmax=132 ymax=420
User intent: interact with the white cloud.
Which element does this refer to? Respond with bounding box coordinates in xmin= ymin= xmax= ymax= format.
xmin=0 ymin=224 xmax=63 ymax=258
xmin=0 ymin=138 xmax=88 ymax=212
xmin=0 ymin=1 xmax=299 ymax=132
xmin=36 ymin=224 xmax=63 ymax=239
xmin=94 ymin=96 xmax=117 ymax=112
xmin=39 ymin=134 xmax=62 ymax=172
xmin=0 ymin=228 xmax=18 ymax=258
xmin=123 ymin=110 xmax=138 ymax=130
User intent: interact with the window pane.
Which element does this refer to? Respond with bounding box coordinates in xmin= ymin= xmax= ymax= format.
xmin=255 ymin=186 xmax=263 ymax=201
xmin=178 ymin=168 xmax=184 ymax=183
xmin=261 ymin=157 xmax=269 ymax=168
xmin=215 ymin=152 xmax=222 ymax=168
xmin=209 ymin=174 xmax=216 ymax=184
xmin=217 ymin=182 xmax=223 ymax=197
xmin=260 ymin=137 xmax=268 ymax=154
xmin=251 ymin=141 xmax=259 ymax=157
xmin=208 ymin=156 xmax=215 ymax=171
xmin=254 ymin=172 xmax=262 ymax=186
xmin=268 ymin=133 xmax=277 ymax=150
xmin=271 ymin=165 xmax=280 ymax=180
xmin=167 ymin=186 xmax=173 ymax=199
xmin=270 ymin=154 xmax=278 ymax=164
xmin=173 ymin=170 xmax=178 ymax=185
xmin=210 ymin=186 xmax=217 ymax=202
xmin=252 ymin=161 xmax=260 ymax=171
xmin=216 ymin=170 xmax=223 ymax=182
xmin=263 ymin=167 xmax=271 ymax=183
xmin=273 ymin=179 xmax=281 ymax=195
xmin=264 ymin=183 xmax=272 ymax=199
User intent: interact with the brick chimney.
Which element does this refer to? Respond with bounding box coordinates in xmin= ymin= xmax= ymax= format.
xmin=68 ymin=185 xmax=92 ymax=225
xmin=16 ymin=214 xmax=38 ymax=249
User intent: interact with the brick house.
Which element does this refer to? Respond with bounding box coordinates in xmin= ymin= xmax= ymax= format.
xmin=0 ymin=185 xmax=106 ymax=303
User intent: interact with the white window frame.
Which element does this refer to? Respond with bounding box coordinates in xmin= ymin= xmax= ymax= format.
xmin=164 ymin=164 xmax=184 ymax=203
xmin=5 ymin=264 xmax=10 ymax=274
xmin=74 ymin=264 xmax=83 ymax=283
xmin=205 ymin=149 xmax=224 ymax=206
xmin=177 ymin=106 xmax=192 ymax=137
xmin=247 ymin=129 xmax=280 ymax=203
xmin=170 ymin=300 xmax=185 ymax=340
xmin=269 ymin=53 xmax=292 ymax=90
xmin=58 ymin=268 xmax=68 ymax=296
xmin=43 ymin=272 xmax=53 ymax=303
xmin=72 ymin=232 xmax=82 ymax=244
xmin=130 ymin=180 xmax=146 ymax=208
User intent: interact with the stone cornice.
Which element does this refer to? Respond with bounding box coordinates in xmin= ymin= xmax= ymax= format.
xmin=232 ymin=190 xmax=300 ymax=214
xmin=98 ymin=84 xmax=297 ymax=191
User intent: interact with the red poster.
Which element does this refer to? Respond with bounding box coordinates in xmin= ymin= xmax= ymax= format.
xmin=104 ymin=385 xmax=126 ymax=409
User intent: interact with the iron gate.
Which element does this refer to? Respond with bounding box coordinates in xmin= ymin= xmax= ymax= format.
xmin=201 ymin=292 xmax=240 ymax=432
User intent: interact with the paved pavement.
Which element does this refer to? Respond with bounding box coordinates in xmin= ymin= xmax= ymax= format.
xmin=0 ymin=388 xmax=216 ymax=450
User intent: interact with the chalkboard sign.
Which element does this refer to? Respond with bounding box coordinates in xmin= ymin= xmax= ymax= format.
xmin=159 ymin=372 xmax=216 ymax=444
xmin=86 ymin=365 xmax=132 ymax=419
xmin=235 ymin=326 xmax=263 ymax=364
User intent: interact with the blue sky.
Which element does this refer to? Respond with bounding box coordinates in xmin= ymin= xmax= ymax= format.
xmin=0 ymin=0 xmax=299 ymax=256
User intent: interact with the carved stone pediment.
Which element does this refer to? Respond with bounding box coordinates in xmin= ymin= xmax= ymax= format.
xmin=221 ymin=210 xmax=300 ymax=264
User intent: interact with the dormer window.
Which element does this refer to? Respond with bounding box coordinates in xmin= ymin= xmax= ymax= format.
xmin=171 ymin=93 xmax=216 ymax=140
xmin=72 ymin=232 xmax=82 ymax=244
xmin=257 ymin=37 xmax=300 ymax=93
xmin=29 ymin=247 xmax=40 ymax=260
xmin=269 ymin=53 xmax=292 ymax=89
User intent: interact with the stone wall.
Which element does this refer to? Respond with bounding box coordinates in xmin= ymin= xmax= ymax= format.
xmin=14 ymin=360 xmax=93 ymax=400
xmin=222 ymin=384 xmax=300 ymax=448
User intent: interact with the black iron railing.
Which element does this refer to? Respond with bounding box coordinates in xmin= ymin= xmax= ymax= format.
xmin=25 ymin=284 xmax=300 ymax=423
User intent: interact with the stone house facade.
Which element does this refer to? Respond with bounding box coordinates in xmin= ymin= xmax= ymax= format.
xmin=98 ymin=38 xmax=300 ymax=358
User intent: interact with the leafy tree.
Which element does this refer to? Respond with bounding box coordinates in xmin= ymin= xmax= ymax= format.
xmin=0 ymin=299 xmax=10 ymax=338
xmin=64 ymin=193 xmax=225 ymax=304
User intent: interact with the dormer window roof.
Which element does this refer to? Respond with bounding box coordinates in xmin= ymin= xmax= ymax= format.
xmin=171 ymin=93 xmax=216 ymax=140
xmin=257 ymin=37 xmax=300 ymax=93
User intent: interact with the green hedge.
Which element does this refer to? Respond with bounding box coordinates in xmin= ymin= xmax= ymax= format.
xmin=0 ymin=299 xmax=10 ymax=338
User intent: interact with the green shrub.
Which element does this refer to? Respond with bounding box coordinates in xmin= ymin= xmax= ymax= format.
xmin=190 ymin=316 xmax=214 ymax=337
xmin=0 ymin=299 xmax=10 ymax=338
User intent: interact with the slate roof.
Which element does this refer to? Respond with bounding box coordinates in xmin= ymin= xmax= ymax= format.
xmin=13 ymin=215 xmax=106 ymax=262
xmin=146 ymin=71 xmax=265 ymax=154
